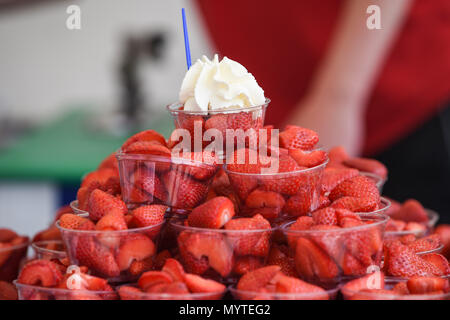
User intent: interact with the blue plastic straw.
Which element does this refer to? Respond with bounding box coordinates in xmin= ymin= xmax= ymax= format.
xmin=181 ymin=8 xmax=192 ymax=69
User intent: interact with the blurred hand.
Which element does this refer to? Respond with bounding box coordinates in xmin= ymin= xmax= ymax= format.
xmin=289 ymin=93 xmax=365 ymax=156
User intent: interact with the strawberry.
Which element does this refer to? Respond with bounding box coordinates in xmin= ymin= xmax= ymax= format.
xmin=211 ymin=168 xmax=232 ymax=195
xmin=384 ymin=241 xmax=443 ymax=278
xmin=224 ymin=215 xmax=272 ymax=257
xmin=177 ymin=232 xmax=210 ymax=275
xmin=131 ymin=167 xmax=167 ymax=203
xmin=341 ymin=219 xmax=377 ymax=267
xmin=335 ymin=208 xmax=362 ymax=226
xmin=184 ymin=273 xmax=226 ymax=296
xmin=233 ymin=256 xmax=264 ymax=275
xmin=122 ymin=129 xmax=167 ymax=150
xmin=96 ymin=212 xmax=127 ymax=231
xmin=88 ymin=242 xmax=121 ymax=278
xmin=176 ymin=113 xmax=205 ymax=139
xmin=59 ymin=213 xmax=95 ymax=230
xmin=162 ymin=258 xmax=185 ymax=282
xmin=116 ymin=234 xmax=156 ymax=271
xmin=294 ymin=237 xmax=339 ymax=282
xmin=389 ymin=199 xmax=429 ymax=223
xmin=173 ymin=151 xmax=219 ymax=181
xmin=342 ymin=251 xmax=366 ymax=276
xmin=0 ymin=229 xmax=17 ymax=242
xmin=267 ymin=245 xmax=297 ymax=277
xmin=340 ymin=271 xmax=385 ymax=298
xmin=138 ymin=271 xmax=173 ymax=290
xmin=329 ymin=175 xmax=380 ymax=203
xmin=282 ymin=189 xmax=315 ymax=217
xmin=204 ymin=114 xmax=228 ymax=138
xmin=392 ymin=281 xmax=410 ymax=295
xmin=330 ymin=196 xmax=379 ymax=212
xmin=275 ymin=274 xmax=328 ymax=299
xmin=240 ymin=206 xmax=281 ymax=221
xmin=81 ymin=168 xmax=118 ymax=189
xmin=327 ymin=146 xmax=349 ymax=164
xmin=407 ymin=235 xmax=442 ymax=253
xmin=421 ymin=253 xmax=450 ymax=275
xmin=236 ymin=265 xmax=281 ymax=292
xmin=279 ymin=126 xmax=319 ymax=150
xmin=129 ymin=257 xmax=153 ymax=276
xmin=407 ymin=276 xmax=449 ymax=294
xmin=385 ymin=219 xmax=407 ymax=232
xmin=320 ymin=167 xmax=359 ymax=194
xmin=226 ymin=148 xmax=269 ymax=174
xmin=286 ymin=216 xmax=315 ymax=249
xmin=227 ymin=173 xmax=258 ymax=200
xmin=182 ymin=232 xmax=233 ymax=277
xmin=187 ymin=197 xmax=235 ymax=229
xmin=97 ymin=152 xmax=119 ymax=172
xmin=17 ymin=259 xmax=63 ymax=287
xmin=245 ymin=189 xmax=285 ymax=216
xmin=131 ymin=205 xmax=167 ymax=228
xmin=343 ymin=157 xmax=388 ymax=180
xmin=163 ymin=170 xmax=209 ymax=209
xmin=153 ymin=249 xmax=172 ymax=270
xmin=311 ymin=208 xmax=338 ymax=225
xmin=87 ymin=189 xmax=127 ymax=221
xmin=288 ymin=149 xmax=327 ymax=168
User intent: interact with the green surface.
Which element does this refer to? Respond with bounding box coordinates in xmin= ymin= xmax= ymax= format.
xmin=0 ymin=110 xmax=174 ymax=183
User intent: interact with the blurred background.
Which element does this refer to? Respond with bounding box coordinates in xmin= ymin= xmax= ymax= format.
xmin=0 ymin=0 xmax=449 ymax=237
xmin=0 ymin=0 xmax=212 ymax=235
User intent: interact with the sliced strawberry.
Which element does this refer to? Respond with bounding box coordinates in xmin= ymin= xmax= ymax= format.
xmin=275 ymin=274 xmax=328 ymax=299
xmin=153 ymin=249 xmax=172 ymax=270
xmin=116 ymin=234 xmax=156 ymax=271
xmin=294 ymin=237 xmax=339 ymax=282
xmin=177 ymin=231 xmax=210 ymax=275
xmin=184 ymin=273 xmax=226 ymax=296
xmin=173 ymin=151 xmax=219 ymax=181
xmin=279 ymin=126 xmax=319 ymax=150
xmin=96 ymin=212 xmax=127 ymax=231
xmin=87 ymin=189 xmax=127 ymax=221
xmin=329 ymin=175 xmax=380 ymax=203
xmin=320 ymin=167 xmax=359 ymax=194
xmin=17 ymin=259 xmax=63 ymax=287
xmin=286 ymin=216 xmax=314 ymax=249
xmin=244 ymin=189 xmax=285 ymax=220
xmin=342 ymin=251 xmax=367 ymax=276
xmin=122 ymin=129 xmax=167 ymax=150
xmin=118 ymin=285 xmax=144 ymax=300
xmin=389 ymin=199 xmax=429 ymax=223
xmin=163 ymin=170 xmax=209 ymax=209
xmin=407 ymin=235 xmax=442 ymax=253
xmin=385 ymin=241 xmax=443 ymax=278
xmin=138 ymin=271 xmax=173 ymax=290
xmin=341 ymin=271 xmax=385 ymax=298
xmin=187 ymin=197 xmax=235 ymax=229
xmin=407 ymin=276 xmax=449 ymax=294
xmin=162 ymin=258 xmax=185 ymax=282
xmin=89 ymin=242 xmax=121 ymax=278
xmin=288 ymin=149 xmax=327 ymax=168
xmin=224 ymin=215 xmax=272 ymax=257
xmin=421 ymin=253 xmax=450 ymax=275
xmin=267 ymin=245 xmax=297 ymax=277
xmin=129 ymin=257 xmax=153 ymax=276
xmin=233 ymin=256 xmax=264 ymax=275
xmin=183 ymin=232 xmax=233 ymax=277
xmin=282 ymin=189 xmax=314 ymax=217
xmin=59 ymin=213 xmax=95 ymax=230
xmin=343 ymin=157 xmax=388 ymax=180
xmin=327 ymin=146 xmax=349 ymax=164
xmin=311 ymin=207 xmax=337 ymax=226
xmin=236 ymin=265 xmax=281 ymax=292
xmin=335 ymin=208 xmax=362 ymax=225
xmin=131 ymin=167 xmax=167 ymax=202
xmin=131 ymin=205 xmax=167 ymax=228
xmin=331 ymin=196 xmax=379 ymax=212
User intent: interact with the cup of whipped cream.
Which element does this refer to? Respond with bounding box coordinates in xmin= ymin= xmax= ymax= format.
xmin=167 ymin=55 xmax=270 ymax=151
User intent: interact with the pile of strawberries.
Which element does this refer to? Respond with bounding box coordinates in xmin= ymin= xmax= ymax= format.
xmin=341 ymin=271 xmax=449 ymax=300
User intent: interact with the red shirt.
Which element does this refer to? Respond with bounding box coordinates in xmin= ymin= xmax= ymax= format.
xmin=195 ymin=0 xmax=450 ymax=155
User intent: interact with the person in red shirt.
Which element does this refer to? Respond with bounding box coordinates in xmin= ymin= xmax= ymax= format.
xmin=195 ymin=0 xmax=450 ymax=221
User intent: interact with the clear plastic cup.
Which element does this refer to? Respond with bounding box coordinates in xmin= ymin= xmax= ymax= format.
xmin=0 ymin=238 xmax=29 ymax=282
xmin=341 ymin=277 xmax=450 ymax=300
xmin=14 ymin=281 xmax=118 ymax=300
xmin=170 ymin=219 xmax=277 ymax=284
xmin=117 ymin=284 xmax=226 ymax=300
xmin=167 ymin=99 xmax=269 ymax=150
xmin=31 ymin=240 xmax=67 ymax=260
xmin=229 ymin=285 xmax=339 ymax=300
xmin=116 ymin=152 xmax=218 ymax=214
xmin=70 ymin=200 xmax=88 ymax=215
xmin=225 ymin=158 xmax=328 ymax=222
xmin=57 ymin=221 xmax=164 ymax=283
xmin=282 ymin=213 xmax=389 ymax=285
